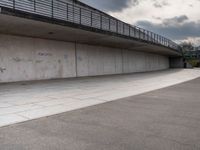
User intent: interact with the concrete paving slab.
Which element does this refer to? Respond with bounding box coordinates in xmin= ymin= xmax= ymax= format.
xmin=1 ymin=73 xmax=200 ymax=149
xmin=1 ymin=69 xmax=200 ymax=127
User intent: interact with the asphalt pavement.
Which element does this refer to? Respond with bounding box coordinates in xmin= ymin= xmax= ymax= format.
xmin=0 ymin=77 xmax=200 ymax=150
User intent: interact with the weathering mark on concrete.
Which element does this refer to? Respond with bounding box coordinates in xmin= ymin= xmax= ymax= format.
xmin=13 ymin=57 xmax=33 ymax=62
xmin=36 ymin=60 xmax=43 ymax=63
xmin=0 ymin=67 xmax=6 ymax=73
xmin=78 ymin=56 xmax=82 ymax=61
xmin=38 ymin=52 xmax=52 ymax=56
xmin=64 ymin=54 xmax=68 ymax=59
xmin=13 ymin=57 xmax=21 ymax=62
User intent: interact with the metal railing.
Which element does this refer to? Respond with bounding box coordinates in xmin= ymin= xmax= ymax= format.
xmin=0 ymin=0 xmax=181 ymax=52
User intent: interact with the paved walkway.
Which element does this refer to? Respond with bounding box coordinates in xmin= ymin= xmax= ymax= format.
xmin=1 ymin=71 xmax=200 ymax=150
xmin=1 ymin=69 xmax=200 ymax=127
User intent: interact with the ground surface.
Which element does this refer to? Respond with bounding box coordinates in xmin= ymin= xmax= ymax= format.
xmin=0 ymin=70 xmax=200 ymax=149
xmin=1 ymin=69 xmax=200 ymax=127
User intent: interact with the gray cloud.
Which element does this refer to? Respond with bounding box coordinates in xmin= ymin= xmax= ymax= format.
xmin=163 ymin=15 xmax=189 ymax=25
xmin=79 ymin=0 xmax=136 ymax=12
xmin=153 ymin=0 xmax=170 ymax=8
xmin=136 ymin=16 xmax=200 ymax=40
xmin=153 ymin=3 xmax=162 ymax=8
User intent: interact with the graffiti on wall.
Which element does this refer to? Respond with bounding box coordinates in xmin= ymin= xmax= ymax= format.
xmin=38 ymin=52 xmax=52 ymax=57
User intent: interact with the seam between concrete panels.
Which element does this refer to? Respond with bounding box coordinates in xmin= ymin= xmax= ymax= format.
xmin=114 ymin=50 xmax=117 ymax=74
xmin=87 ymin=47 xmax=89 ymax=76
xmin=75 ymin=42 xmax=78 ymax=77
xmin=121 ymin=49 xmax=124 ymax=74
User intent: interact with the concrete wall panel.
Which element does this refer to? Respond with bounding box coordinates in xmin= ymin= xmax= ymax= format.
xmin=122 ymin=50 xmax=169 ymax=73
xmin=76 ymin=44 xmax=89 ymax=77
xmin=76 ymin=44 xmax=123 ymax=77
xmin=0 ymin=34 xmax=76 ymax=83
xmin=114 ymin=49 xmax=123 ymax=74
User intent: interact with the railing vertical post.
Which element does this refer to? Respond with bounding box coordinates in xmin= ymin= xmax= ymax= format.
xmin=51 ymin=0 xmax=53 ymax=18
xmin=164 ymin=38 xmax=165 ymax=46
xmin=91 ymin=11 xmax=92 ymax=27
xmin=66 ymin=3 xmax=68 ymax=21
xmin=153 ymin=33 xmax=155 ymax=43
xmin=100 ymin=15 xmax=102 ymax=29
xmin=160 ymin=36 xmax=161 ymax=44
xmin=164 ymin=38 xmax=166 ymax=46
xmin=150 ymin=32 xmax=151 ymax=42
xmin=138 ymin=28 xmax=140 ymax=39
xmin=163 ymin=38 xmax=165 ymax=46
xmin=123 ymin=23 xmax=125 ymax=35
xmin=13 ymin=0 xmax=15 ymax=9
xmin=116 ymin=20 xmax=118 ymax=33
xmin=34 ymin=0 xmax=36 ymax=12
xmin=129 ymin=26 xmax=130 ymax=36
xmin=160 ymin=36 xmax=162 ymax=44
xmin=155 ymin=34 xmax=157 ymax=43
xmin=157 ymin=35 xmax=159 ymax=43
xmin=80 ymin=8 xmax=81 ymax=24
xmin=143 ymin=29 xmax=145 ymax=40
xmin=109 ymin=18 xmax=110 ymax=31
xmin=73 ymin=2 xmax=74 ymax=22
xmin=137 ymin=27 xmax=139 ymax=38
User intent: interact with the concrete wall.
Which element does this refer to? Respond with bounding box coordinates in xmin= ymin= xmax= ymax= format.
xmin=122 ymin=50 xmax=169 ymax=73
xmin=0 ymin=34 xmax=76 ymax=82
xmin=76 ymin=44 xmax=123 ymax=76
xmin=0 ymin=34 xmax=169 ymax=83
xmin=77 ymin=44 xmax=169 ymax=76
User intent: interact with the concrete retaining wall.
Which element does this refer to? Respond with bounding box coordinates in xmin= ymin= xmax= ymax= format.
xmin=76 ymin=44 xmax=123 ymax=76
xmin=0 ymin=34 xmax=76 ymax=82
xmin=0 ymin=34 xmax=169 ymax=83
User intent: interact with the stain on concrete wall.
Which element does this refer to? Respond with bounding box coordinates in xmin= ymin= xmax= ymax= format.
xmin=0 ymin=67 xmax=6 ymax=73
xmin=13 ymin=57 xmax=21 ymax=62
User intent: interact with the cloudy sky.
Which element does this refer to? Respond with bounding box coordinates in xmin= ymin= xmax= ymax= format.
xmin=80 ymin=0 xmax=200 ymax=46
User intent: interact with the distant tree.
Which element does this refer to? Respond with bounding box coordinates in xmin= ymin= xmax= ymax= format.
xmin=180 ymin=42 xmax=194 ymax=52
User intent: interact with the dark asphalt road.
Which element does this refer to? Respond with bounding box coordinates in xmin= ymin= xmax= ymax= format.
xmin=1 ymin=78 xmax=200 ymax=150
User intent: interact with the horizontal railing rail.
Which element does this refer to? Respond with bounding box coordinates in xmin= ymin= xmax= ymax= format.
xmin=0 ymin=0 xmax=181 ymax=52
